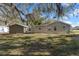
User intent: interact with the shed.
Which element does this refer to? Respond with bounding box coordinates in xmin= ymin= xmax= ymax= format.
xmin=9 ymin=24 xmax=28 ymax=34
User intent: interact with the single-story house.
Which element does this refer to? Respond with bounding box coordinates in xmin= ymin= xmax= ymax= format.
xmin=9 ymin=23 xmax=28 ymax=34
xmin=29 ymin=21 xmax=71 ymax=34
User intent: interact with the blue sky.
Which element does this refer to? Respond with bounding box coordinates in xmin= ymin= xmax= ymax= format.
xmin=17 ymin=3 xmax=79 ymax=27
xmin=62 ymin=3 xmax=79 ymax=27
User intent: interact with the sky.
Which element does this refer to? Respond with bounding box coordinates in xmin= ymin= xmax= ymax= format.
xmin=62 ymin=3 xmax=79 ymax=27
xmin=16 ymin=3 xmax=79 ymax=27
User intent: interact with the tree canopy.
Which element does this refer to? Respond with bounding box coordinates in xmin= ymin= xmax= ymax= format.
xmin=0 ymin=3 xmax=77 ymax=26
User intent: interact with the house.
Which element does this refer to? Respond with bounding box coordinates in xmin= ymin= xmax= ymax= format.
xmin=29 ymin=21 xmax=71 ymax=34
xmin=9 ymin=23 xmax=28 ymax=34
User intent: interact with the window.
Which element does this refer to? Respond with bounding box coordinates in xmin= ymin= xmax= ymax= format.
xmin=63 ymin=26 xmax=65 ymax=28
xmin=29 ymin=28 xmax=31 ymax=31
xmin=39 ymin=27 xmax=41 ymax=30
xmin=54 ymin=26 xmax=56 ymax=31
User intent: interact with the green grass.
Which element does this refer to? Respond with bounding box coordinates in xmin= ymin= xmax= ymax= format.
xmin=70 ymin=30 xmax=79 ymax=34
xmin=0 ymin=34 xmax=78 ymax=56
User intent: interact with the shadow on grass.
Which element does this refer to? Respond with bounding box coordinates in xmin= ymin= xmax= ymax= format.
xmin=0 ymin=37 xmax=79 ymax=56
xmin=15 ymin=36 xmax=33 ymax=40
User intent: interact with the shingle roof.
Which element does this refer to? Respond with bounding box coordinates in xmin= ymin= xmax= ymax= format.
xmin=49 ymin=21 xmax=71 ymax=26
xmin=8 ymin=23 xmax=28 ymax=27
xmin=33 ymin=20 xmax=70 ymax=27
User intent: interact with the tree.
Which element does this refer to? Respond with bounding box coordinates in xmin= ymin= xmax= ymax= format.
xmin=33 ymin=3 xmax=76 ymax=20
xmin=0 ymin=3 xmax=20 ymax=25
xmin=0 ymin=3 xmax=29 ymax=25
xmin=24 ymin=3 xmax=76 ymax=25
xmin=0 ymin=3 xmax=76 ymax=26
xmin=26 ymin=13 xmax=45 ymax=26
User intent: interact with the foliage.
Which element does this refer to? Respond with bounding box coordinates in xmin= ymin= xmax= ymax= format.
xmin=26 ymin=15 xmax=45 ymax=26
xmin=0 ymin=3 xmax=76 ymax=25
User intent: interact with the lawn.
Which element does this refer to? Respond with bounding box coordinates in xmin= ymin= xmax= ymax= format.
xmin=0 ymin=33 xmax=79 ymax=56
xmin=70 ymin=30 xmax=79 ymax=34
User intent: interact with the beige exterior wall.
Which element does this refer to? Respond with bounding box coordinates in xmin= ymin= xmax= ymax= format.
xmin=30 ymin=22 xmax=71 ymax=34
xmin=47 ymin=22 xmax=70 ymax=34
xmin=31 ymin=26 xmax=47 ymax=33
